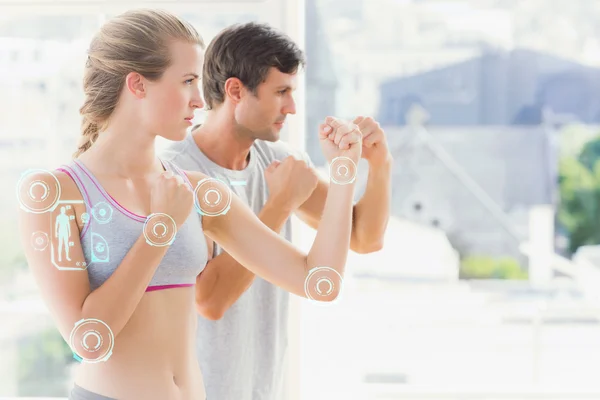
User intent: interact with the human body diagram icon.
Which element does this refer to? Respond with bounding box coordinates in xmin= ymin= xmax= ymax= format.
xmin=48 ymin=201 xmax=87 ymax=271
xmin=55 ymin=206 xmax=72 ymax=262
xmin=18 ymin=170 xmax=90 ymax=270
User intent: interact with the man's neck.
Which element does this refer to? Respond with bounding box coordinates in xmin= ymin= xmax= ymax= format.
xmin=191 ymin=112 xmax=254 ymax=171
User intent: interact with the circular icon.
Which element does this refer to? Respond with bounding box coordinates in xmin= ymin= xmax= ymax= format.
xmin=304 ymin=266 xmax=343 ymax=302
xmin=194 ymin=178 xmax=232 ymax=217
xmin=31 ymin=231 xmax=49 ymax=251
xmin=81 ymin=213 xmax=90 ymax=224
xmin=143 ymin=213 xmax=177 ymax=246
xmin=69 ymin=318 xmax=114 ymax=363
xmin=330 ymin=157 xmax=357 ymax=185
xmin=16 ymin=169 xmax=61 ymax=214
xmin=91 ymin=202 xmax=113 ymax=224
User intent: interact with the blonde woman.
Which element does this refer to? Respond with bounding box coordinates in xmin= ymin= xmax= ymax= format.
xmin=17 ymin=9 xmax=360 ymax=400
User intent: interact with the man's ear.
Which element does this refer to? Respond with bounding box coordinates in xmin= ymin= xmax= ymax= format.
xmin=125 ymin=72 xmax=146 ymax=99
xmin=224 ymin=77 xmax=245 ymax=103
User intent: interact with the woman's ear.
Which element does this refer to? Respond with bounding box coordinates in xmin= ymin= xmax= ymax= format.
xmin=125 ymin=72 xmax=146 ymax=99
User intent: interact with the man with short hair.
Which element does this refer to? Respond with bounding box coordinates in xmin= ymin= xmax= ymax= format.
xmin=160 ymin=22 xmax=392 ymax=400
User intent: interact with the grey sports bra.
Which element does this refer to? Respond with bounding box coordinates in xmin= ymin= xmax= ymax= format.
xmin=57 ymin=158 xmax=208 ymax=292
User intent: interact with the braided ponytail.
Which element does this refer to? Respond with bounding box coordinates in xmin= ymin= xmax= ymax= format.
xmin=73 ymin=118 xmax=100 ymax=158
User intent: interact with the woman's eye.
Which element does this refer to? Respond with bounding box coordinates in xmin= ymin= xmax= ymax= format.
xmin=185 ymin=79 xmax=194 ymax=85
xmin=278 ymin=90 xmax=287 ymax=95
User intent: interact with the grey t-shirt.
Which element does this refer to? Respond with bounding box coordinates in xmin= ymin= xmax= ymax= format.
xmin=160 ymin=133 xmax=313 ymax=400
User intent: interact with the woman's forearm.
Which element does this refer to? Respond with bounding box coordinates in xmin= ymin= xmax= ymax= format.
xmin=80 ymin=234 xmax=168 ymax=338
xmin=306 ymin=182 xmax=355 ymax=276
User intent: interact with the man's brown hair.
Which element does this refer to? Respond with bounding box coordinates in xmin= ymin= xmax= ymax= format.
xmin=202 ymin=22 xmax=305 ymax=110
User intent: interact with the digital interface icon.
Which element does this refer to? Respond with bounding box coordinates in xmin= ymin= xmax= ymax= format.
xmin=91 ymin=233 xmax=109 ymax=263
xmin=17 ymin=169 xmax=61 ymax=214
xmin=69 ymin=318 xmax=114 ymax=363
xmin=229 ymin=180 xmax=247 ymax=187
xmin=81 ymin=212 xmax=90 ymax=225
xmin=91 ymin=202 xmax=113 ymax=224
xmin=304 ymin=266 xmax=343 ymax=303
xmin=31 ymin=231 xmax=49 ymax=251
xmin=143 ymin=213 xmax=177 ymax=247
xmin=50 ymin=201 xmax=87 ymax=271
xmin=330 ymin=156 xmax=357 ymax=185
xmin=193 ymin=177 xmax=232 ymax=217
xmin=17 ymin=170 xmax=89 ymax=271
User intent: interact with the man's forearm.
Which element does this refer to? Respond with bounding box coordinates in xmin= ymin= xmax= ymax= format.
xmin=351 ymin=156 xmax=393 ymax=253
xmin=195 ymin=199 xmax=292 ymax=320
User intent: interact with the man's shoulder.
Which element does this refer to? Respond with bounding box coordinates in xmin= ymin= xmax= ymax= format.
xmin=159 ymin=136 xmax=203 ymax=171
xmin=253 ymin=139 xmax=311 ymax=165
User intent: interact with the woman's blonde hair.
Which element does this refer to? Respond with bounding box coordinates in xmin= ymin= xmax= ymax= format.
xmin=74 ymin=9 xmax=204 ymax=158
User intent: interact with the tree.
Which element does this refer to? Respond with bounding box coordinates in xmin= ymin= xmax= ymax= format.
xmin=579 ymin=136 xmax=600 ymax=171
xmin=17 ymin=328 xmax=74 ymax=396
xmin=459 ymin=255 xmax=527 ymax=280
xmin=558 ymin=135 xmax=600 ymax=254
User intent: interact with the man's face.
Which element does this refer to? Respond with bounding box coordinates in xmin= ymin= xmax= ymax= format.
xmin=235 ymin=67 xmax=297 ymax=142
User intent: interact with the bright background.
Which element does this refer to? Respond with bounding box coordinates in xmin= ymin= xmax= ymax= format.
xmin=3 ymin=0 xmax=600 ymax=399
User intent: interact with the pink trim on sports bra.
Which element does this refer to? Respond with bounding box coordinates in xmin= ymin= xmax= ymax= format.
xmin=145 ymin=283 xmax=195 ymax=292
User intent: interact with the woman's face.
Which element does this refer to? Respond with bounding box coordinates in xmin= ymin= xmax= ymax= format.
xmin=142 ymin=41 xmax=204 ymax=141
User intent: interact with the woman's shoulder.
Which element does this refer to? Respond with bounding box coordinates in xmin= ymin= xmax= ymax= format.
xmin=17 ymin=166 xmax=86 ymax=230
xmin=18 ymin=166 xmax=83 ymax=203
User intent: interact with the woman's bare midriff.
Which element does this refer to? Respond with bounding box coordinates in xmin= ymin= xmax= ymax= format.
xmin=74 ymin=287 xmax=205 ymax=400
xmin=54 ymin=170 xmax=205 ymax=399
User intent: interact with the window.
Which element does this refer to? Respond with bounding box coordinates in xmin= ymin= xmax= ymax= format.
xmin=5 ymin=1 xmax=600 ymax=399
xmin=303 ymin=0 xmax=600 ymax=398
